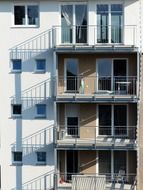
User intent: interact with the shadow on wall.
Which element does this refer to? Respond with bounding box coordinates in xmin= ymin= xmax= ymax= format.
xmin=22 ymin=143 xmax=54 ymax=166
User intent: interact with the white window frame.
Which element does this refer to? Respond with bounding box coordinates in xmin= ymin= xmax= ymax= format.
xmin=12 ymin=3 xmax=39 ymax=27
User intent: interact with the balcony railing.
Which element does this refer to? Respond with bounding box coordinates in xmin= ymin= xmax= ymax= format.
xmin=57 ymin=76 xmax=137 ymax=97
xmin=56 ymin=126 xmax=136 ymax=148
xmin=53 ymin=25 xmax=137 ymax=47
xmin=57 ymin=173 xmax=136 ymax=190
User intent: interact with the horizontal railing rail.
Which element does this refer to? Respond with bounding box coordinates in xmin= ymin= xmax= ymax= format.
xmin=57 ymin=76 xmax=137 ymax=96
xmin=11 ymin=170 xmax=54 ymax=190
xmin=53 ymin=25 xmax=137 ymax=47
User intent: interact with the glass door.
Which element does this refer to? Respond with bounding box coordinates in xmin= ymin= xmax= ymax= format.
xmin=97 ymin=59 xmax=112 ymax=91
xmin=61 ymin=5 xmax=73 ymax=43
xmin=75 ymin=5 xmax=87 ymax=43
xmin=99 ymin=105 xmax=112 ymax=136
xmin=65 ymin=59 xmax=79 ymax=92
xmin=111 ymin=4 xmax=123 ymax=43
xmin=97 ymin=4 xmax=109 ymax=43
xmin=114 ymin=105 xmax=127 ymax=136
xmin=113 ymin=59 xmax=127 ymax=94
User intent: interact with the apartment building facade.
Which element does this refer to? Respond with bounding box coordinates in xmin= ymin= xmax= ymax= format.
xmin=0 ymin=0 xmax=142 ymax=190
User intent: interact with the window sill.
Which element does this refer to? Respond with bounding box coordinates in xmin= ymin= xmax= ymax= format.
xmin=35 ymin=115 xmax=46 ymax=119
xmin=11 ymin=115 xmax=22 ymax=119
xmin=33 ymin=70 xmax=46 ymax=74
xmin=11 ymin=25 xmax=39 ymax=29
xmin=12 ymin=162 xmax=23 ymax=166
xmin=36 ymin=162 xmax=46 ymax=165
xmin=10 ymin=70 xmax=22 ymax=74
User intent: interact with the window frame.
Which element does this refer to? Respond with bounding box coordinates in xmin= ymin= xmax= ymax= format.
xmin=36 ymin=152 xmax=46 ymax=164
xmin=35 ymin=59 xmax=46 ymax=73
xmin=12 ymin=3 xmax=39 ymax=27
xmin=12 ymin=104 xmax=22 ymax=117
xmin=35 ymin=104 xmax=46 ymax=118
xmin=12 ymin=151 xmax=23 ymax=164
xmin=11 ymin=59 xmax=22 ymax=73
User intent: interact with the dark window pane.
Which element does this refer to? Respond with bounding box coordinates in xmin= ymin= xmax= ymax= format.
xmin=13 ymin=105 xmax=22 ymax=115
xmin=14 ymin=6 xmax=25 ymax=25
xmin=114 ymin=105 xmax=127 ymax=126
xmin=28 ymin=5 xmax=39 ymax=25
xmin=36 ymin=104 xmax=46 ymax=115
xmin=14 ymin=152 xmax=22 ymax=161
xmin=37 ymin=152 xmax=46 ymax=162
xmin=12 ymin=59 xmax=21 ymax=70
xmin=67 ymin=117 xmax=78 ymax=136
xmin=114 ymin=151 xmax=126 ymax=174
xmin=36 ymin=59 xmax=46 ymax=70
xmin=99 ymin=151 xmax=111 ymax=174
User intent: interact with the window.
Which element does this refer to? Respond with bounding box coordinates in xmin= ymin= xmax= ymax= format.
xmin=12 ymin=104 xmax=22 ymax=116
xmin=37 ymin=152 xmax=46 ymax=163
xmin=14 ymin=5 xmax=39 ymax=26
xmin=13 ymin=152 xmax=22 ymax=162
xmin=97 ymin=4 xmax=123 ymax=43
xmin=11 ymin=59 xmax=22 ymax=72
xmin=35 ymin=59 xmax=46 ymax=72
xmin=36 ymin=104 xmax=46 ymax=118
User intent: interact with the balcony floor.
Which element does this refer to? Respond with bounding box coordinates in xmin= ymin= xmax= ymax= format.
xmin=56 ymin=137 xmax=136 ymax=150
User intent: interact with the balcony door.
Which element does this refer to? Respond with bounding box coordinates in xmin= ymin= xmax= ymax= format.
xmin=61 ymin=4 xmax=87 ymax=44
xmin=97 ymin=4 xmax=123 ymax=44
xmin=98 ymin=105 xmax=127 ymax=136
xmin=65 ymin=59 xmax=79 ymax=92
xmin=97 ymin=59 xmax=127 ymax=93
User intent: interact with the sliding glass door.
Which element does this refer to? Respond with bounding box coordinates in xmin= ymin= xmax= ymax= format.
xmin=61 ymin=4 xmax=87 ymax=44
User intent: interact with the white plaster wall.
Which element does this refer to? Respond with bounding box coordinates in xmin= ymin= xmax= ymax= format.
xmin=0 ymin=0 xmax=141 ymax=190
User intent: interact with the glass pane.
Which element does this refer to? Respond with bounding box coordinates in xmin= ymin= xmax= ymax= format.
xmin=75 ymin=5 xmax=87 ymax=43
xmin=66 ymin=59 xmax=78 ymax=92
xmin=114 ymin=151 xmax=126 ymax=174
xmin=14 ymin=6 xmax=25 ymax=25
xmin=97 ymin=5 xmax=109 ymax=43
xmin=36 ymin=59 xmax=46 ymax=70
xmin=99 ymin=151 xmax=111 ymax=174
xmin=114 ymin=59 xmax=126 ymax=76
xmin=67 ymin=117 xmax=78 ymax=136
xmin=61 ymin=5 xmax=73 ymax=43
xmin=28 ymin=5 xmax=39 ymax=25
xmin=98 ymin=59 xmax=111 ymax=91
xmin=111 ymin=4 xmax=123 ymax=43
xmin=12 ymin=59 xmax=21 ymax=70
xmin=37 ymin=104 xmax=46 ymax=115
xmin=99 ymin=105 xmax=111 ymax=135
xmin=67 ymin=150 xmax=78 ymax=180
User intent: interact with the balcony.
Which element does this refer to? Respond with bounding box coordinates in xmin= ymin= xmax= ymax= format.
xmin=57 ymin=173 xmax=136 ymax=190
xmin=56 ymin=76 xmax=137 ymax=102
xmin=55 ymin=126 xmax=136 ymax=150
xmin=53 ymin=25 xmax=137 ymax=52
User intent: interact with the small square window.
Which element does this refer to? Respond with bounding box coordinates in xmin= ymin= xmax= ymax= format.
xmin=12 ymin=104 xmax=22 ymax=116
xmin=13 ymin=152 xmax=22 ymax=162
xmin=36 ymin=104 xmax=46 ymax=118
xmin=12 ymin=59 xmax=22 ymax=72
xmin=35 ymin=59 xmax=46 ymax=72
xmin=37 ymin=152 xmax=46 ymax=163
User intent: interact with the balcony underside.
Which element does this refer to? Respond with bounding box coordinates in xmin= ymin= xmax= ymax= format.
xmin=54 ymin=44 xmax=138 ymax=53
xmin=56 ymin=137 xmax=136 ymax=150
xmin=56 ymin=94 xmax=138 ymax=103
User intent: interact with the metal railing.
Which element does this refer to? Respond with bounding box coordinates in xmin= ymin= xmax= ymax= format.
xmin=11 ymin=77 xmax=55 ymax=109
xmin=57 ymin=173 xmax=136 ymax=190
xmin=57 ymin=76 xmax=137 ymax=96
xmin=11 ymin=125 xmax=54 ymax=152
xmin=11 ymin=170 xmax=54 ymax=190
xmin=56 ymin=126 xmax=137 ymax=147
xmin=53 ymin=25 xmax=137 ymax=47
